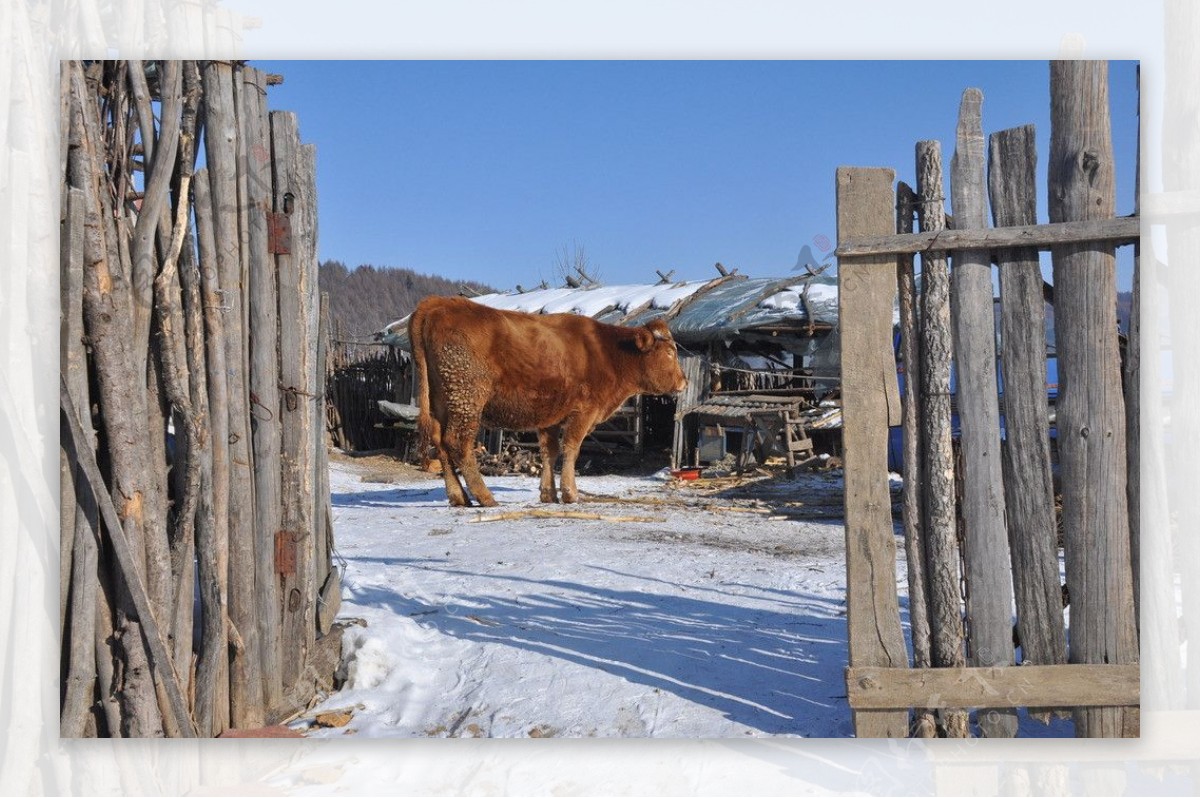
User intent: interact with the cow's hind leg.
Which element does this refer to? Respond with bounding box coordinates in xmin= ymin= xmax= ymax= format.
xmin=445 ymin=421 xmax=497 ymax=507
xmin=536 ymin=426 xmax=561 ymax=503
xmin=429 ymin=417 xmax=471 ymax=507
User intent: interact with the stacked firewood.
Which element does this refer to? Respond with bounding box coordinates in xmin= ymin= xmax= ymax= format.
xmin=479 ymin=446 xmax=542 ymax=476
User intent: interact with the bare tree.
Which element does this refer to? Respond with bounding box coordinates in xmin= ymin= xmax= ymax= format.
xmin=553 ymin=240 xmax=599 ymax=287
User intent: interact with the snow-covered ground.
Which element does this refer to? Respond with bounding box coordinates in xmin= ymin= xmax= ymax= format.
xmin=292 ymin=455 xmax=1072 ymax=739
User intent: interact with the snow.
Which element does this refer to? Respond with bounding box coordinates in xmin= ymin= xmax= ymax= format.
xmin=477 ymin=281 xmax=710 ymax=318
xmin=295 ymin=457 xmax=1074 ymax=739
xmin=759 ymin=281 xmax=840 ymax=311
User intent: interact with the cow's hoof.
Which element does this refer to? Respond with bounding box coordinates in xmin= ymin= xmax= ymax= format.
xmin=539 ymin=491 xmax=559 ymax=504
xmin=561 ymin=492 xmax=578 ymax=504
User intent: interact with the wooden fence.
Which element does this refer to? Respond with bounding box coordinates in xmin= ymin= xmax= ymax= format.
xmin=836 ymin=61 xmax=1140 ymax=738
xmin=59 ymin=60 xmax=337 ymax=738
xmin=325 ymin=337 xmax=411 ymax=453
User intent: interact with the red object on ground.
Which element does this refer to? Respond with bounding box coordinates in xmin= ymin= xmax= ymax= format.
xmin=218 ymin=725 xmax=305 ymax=738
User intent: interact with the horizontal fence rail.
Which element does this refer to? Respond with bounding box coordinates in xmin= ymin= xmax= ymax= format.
xmin=834 ymin=215 xmax=1139 ymax=258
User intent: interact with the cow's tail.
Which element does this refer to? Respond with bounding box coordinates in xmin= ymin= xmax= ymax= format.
xmin=408 ymin=303 xmax=437 ymax=467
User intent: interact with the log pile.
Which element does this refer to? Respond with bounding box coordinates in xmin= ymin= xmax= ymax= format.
xmin=479 ymin=445 xmax=542 ymax=477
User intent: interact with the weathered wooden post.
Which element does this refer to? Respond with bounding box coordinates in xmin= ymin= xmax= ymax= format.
xmin=915 ymin=140 xmax=970 ymax=738
xmin=193 ymin=166 xmax=232 ymax=734
xmin=1048 ymin=59 xmax=1138 ymax=738
xmin=272 ymin=109 xmax=320 ymax=695
xmin=242 ymin=64 xmax=284 ymax=714
xmin=987 ymin=124 xmax=1067 ymax=691
xmin=949 ymin=88 xmax=1016 ymax=738
xmin=895 ymin=180 xmax=935 ymax=737
xmin=836 ymin=166 xmax=909 ymax=738
xmin=60 ymin=180 xmax=100 ymax=739
xmin=203 ymin=59 xmax=265 ymax=729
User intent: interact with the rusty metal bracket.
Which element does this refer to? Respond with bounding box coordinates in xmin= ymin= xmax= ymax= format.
xmin=267 ymin=210 xmax=292 ymax=255
xmin=275 ymin=529 xmax=297 ymax=576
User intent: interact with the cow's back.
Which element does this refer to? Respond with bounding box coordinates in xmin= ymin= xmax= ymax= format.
xmin=410 ymin=296 xmax=616 ymax=432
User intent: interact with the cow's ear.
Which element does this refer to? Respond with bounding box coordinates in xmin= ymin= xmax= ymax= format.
xmin=633 ymin=327 xmax=656 ymax=352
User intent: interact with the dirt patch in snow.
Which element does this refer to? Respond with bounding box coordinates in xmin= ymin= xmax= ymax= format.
xmin=329 ymin=448 xmax=438 ymax=485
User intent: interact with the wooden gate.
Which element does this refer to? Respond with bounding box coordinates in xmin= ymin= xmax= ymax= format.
xmin=836 ymin=61 xmax=1140 ymax=738
xmin=60 ymin=60 xmax=337 ymax=738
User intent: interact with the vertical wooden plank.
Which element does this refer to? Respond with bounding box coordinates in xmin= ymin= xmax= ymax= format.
xmin=1124 ymin=66 xmax=1141 ymax=630
xmin=202 ymin=59 xmax=264 ymax=729
xmin=242 ymin=65 xmax=283 ymax=715
xmin=60 ymin=184 xmax=101 ymax=738
xmin=671 ymin=354 xmax=705 ymax=470
xmin=272 ymin=110 xmax=318 ymax=692
xmin=949 ymin=88 xmax=1017 ymax=738
xmin=60 ymin=185 xmax=87 ymax=624
xmin=167 ymin=59 xmax=211 ymax=737
xmin=988 ymin=125 xmax=1067 ymax=683
xmin=915 ymin=140 xmax=970 ymax=738
xmin=193 ymin=166 xmax=231 ymax=734
xmin=836 ymin=166 xmax=909 ymax=739
xmin=315 ymin=292 xmax=340 ymax=637
xmin=300 ymin=138 xmax=322 ymax=665
xmin=895 ymin=181 xmax=935 ymax=737
xmin=1049 ymin=60 xmax=1138 ymax=738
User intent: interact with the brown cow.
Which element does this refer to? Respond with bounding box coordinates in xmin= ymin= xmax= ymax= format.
xmin=409 ymin=295 xmax=687 ymax=506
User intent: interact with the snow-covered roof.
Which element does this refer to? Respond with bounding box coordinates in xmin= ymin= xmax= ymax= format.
xmin=376 ymin=273 xmax=841 ymax=350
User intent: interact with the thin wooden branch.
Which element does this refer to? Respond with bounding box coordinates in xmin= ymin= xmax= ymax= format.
xmin=131 ymin=61 xmax=182 ymax=370
xmin=152 ymin=62 xmax=202 ymax=603
xmin=60 ymin=472 xmax=99 ymax=738
xmin=60 ymin=376 xmax=197 ymax=738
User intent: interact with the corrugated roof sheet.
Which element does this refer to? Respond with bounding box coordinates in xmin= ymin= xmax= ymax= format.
xmin=376 ymin=272 xmax=841 ymax=350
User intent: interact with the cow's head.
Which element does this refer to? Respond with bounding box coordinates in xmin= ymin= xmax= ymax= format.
xmin=633 ymin=319 xmax=688 ymax=395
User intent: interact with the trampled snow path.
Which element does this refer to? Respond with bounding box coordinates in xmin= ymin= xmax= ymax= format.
xmin=295 ymin=458 xmax=1071 ymax=739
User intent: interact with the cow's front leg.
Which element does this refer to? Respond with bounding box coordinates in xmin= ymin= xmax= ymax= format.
xmin=536 ymin=426 xmax=561 ymax=503
xmin=558 ymin=415 xmax=595 ymax=504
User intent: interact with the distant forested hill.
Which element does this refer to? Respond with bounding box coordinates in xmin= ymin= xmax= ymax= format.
xmin=319 ymin=260 xmax=496 ymax=342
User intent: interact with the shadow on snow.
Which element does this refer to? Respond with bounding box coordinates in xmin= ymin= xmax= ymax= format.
xmin=343 ymin=556 xmax=852 ymax=736
xmin=331 ymin=483 xmax=528 ymax=509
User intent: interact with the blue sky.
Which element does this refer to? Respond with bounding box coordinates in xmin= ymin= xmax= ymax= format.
xmin=253 ymin=60 xmax=1139 ymax=291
